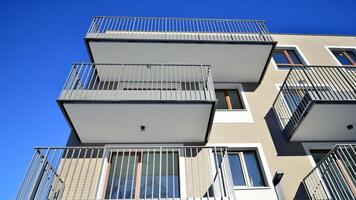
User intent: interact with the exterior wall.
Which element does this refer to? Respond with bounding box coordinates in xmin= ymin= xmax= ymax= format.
xmin=208 ymin=34 xmax=356 ymax=199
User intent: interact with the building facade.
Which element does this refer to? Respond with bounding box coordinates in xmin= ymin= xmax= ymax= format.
xmin=16 ymin=17 xmax=356 ymax=200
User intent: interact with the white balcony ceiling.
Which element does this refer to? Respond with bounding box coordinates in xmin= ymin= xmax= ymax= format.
xmin=87 ymin=41 xmax=273 ymax=83
xmin=63 ymin=103 xmax=213 ymax=143
xmin=290 ymin=103 xmax=356 ymax=141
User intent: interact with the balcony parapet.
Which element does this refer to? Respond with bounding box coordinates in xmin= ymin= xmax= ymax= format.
xmin=303 ymin=144 xmax=356 ymax=200
xmin=58 ymin=63 xmax=216 ymax=103
xmin=16 ymin=146 xmax=236 ymax=200
xmin=86 ymin=16 xmax=274 ymax=43
xmin=272 ymin=66 xmax=356 ymax=140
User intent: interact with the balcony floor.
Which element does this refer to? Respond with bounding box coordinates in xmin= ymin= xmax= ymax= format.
xmin=61 ymin=102 xmax=214 ymax=143
xmin=290 ymin=102 xmax=356 ymax=141
xmin=86 ymin=40 xmax=274 ymax=83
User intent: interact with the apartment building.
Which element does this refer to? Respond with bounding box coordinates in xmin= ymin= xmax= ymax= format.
xmin=15 ymin=16 xmax=356 ymax=200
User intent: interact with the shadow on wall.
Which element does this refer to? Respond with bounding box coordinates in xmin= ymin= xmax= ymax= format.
xmin=241 ymin=83 xmax=259 ymax=93
xmin=293 ymin=182 xmax=309 ymax=200
xmin=264 ymin=108 xmax=306 ymax=156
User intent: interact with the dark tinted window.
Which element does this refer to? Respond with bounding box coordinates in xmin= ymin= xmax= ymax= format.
xmin=244 ymin=152 xmax=266 ymax=187
xmin=215 ymin=89 xmax=245 ymax=109
xmin=287 ymin=50 xmax=302 ymax=64
xmin=333 ymin=51 xmax=353 ymax=65
xmin=228 ymin=154 xmax=246 ymax=186
xmin=273 ymin=49 xmax=304 ymax=69
xmin=227 ymin=90 xmax=244 ymax=109
xmin=216 ymin=90 xmax=228 ymax=109
xmin=272 ymin=51 xmax=289 ymax=64
xmin=310 ymin=149 xmax=330 ymax=164
xmin=332 ymin=50 xmax=356 ymax=66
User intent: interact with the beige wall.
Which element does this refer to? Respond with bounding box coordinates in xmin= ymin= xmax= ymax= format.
xmin=209 ymin=34 xmax=356 ymax=199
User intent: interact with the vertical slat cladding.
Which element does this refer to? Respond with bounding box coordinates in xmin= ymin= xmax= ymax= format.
xmin=272 ymin=66 xmax=356 ymax=136
xmin=303 ymin=145 xmax=356 ymax=200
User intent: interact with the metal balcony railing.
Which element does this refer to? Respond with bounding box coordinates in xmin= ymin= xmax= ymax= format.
xmin=58 ymin=63 xmax=216 ymax=102
xmin=86 ymin=16 xmax=274 ymax=42
xmin=303 ymin=144 xmax=356 ymax=200
xmin=16 ymin=146 xmax=236 ymax=200
xmin=272 ymin=66 xmax=356 ymax=137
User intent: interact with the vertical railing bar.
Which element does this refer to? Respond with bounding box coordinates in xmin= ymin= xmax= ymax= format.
xmin=109 ymin=149 xmax=119 ymax=198
xmin=172 ymin=148 xmax=175 ymax=199
xmin=318 ymin=162 xmax=341 ymax=200
xmin=27 ymin=148 xmax=50 ymax=200
xmin=195 ymin=148 xmax=203 ymax=199
xmin=213 ymin=147 xmax=224 ymax=198
xmin=36 ymin=149 xmax=57 ymax=199
xmin=159 ymin=147 xmax=162 ymax=199
xmin=190 ymin=148 xmax=196 ymax=200
xmin=144 ymin=149 xmax=149 ymax=200
xmin=324 ymin=155 xmax=350 ymax=199
xmin=151 ymin=149 xmax=156 ymax=199
xmin=123 ymin=149 xmax=132 ymax=199
xmin=337 ymin=67 xmax=356 ymax=98
xmin=165 ymin=148 xmax=168 ymax=199
xmin=130 ymin=149 xmax=138 ymax=199
xmin=46 ymin=149 xmax=65 ymax=200
xmin=15 ymin=150 xmax=38 ymax=199
xmin=116 ymin=148 xmax=126 ymax=199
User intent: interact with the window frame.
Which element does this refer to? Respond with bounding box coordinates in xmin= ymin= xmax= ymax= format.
xmin=272 ymin=46 xmax=308 ymax=71
xmin=227 ymin=150 xmax=268 ymax=189
xmin=215 ymin=89 xmax=246 ymax=110
xmin=328 ymin=47 xmax=356 ymax=67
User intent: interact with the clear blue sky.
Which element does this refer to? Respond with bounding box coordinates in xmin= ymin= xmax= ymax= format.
xmin=0 ymin=0 xmax=355 ymax=198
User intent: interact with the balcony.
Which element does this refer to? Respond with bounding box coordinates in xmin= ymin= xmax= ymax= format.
xmin=85 ymin=16 xmax=276 ymax=83
xmin=58 ymin=63 xmax=216 ymax=143
xmin=272 ymin=66 xmax=356 ymax=141
xmin=303 ymin=144 xmax=356 ymax=200
xmin=16 ymin=146 xmax=236 ymax=200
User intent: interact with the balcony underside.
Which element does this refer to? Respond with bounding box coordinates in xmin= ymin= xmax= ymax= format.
xmin=289 ymin=101 xmax=356 ymax=141
xmin=60 ymin=101 xmax=214 ymax=143
xmin=86 ymin=39 xmax=274 ymax=83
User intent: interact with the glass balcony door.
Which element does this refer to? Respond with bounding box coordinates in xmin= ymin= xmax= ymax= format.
xmin=104 ymin=151 xmax=180 ymax=199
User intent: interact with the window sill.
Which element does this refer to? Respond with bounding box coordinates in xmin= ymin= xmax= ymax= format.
xmin=216 ymin=109 xmax=247 ymax=112
xmin=234 ymin=186 xmax=271 ymax=190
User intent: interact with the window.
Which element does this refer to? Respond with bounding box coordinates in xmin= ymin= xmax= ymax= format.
xmin=221 ymin=151 xmax=266 ymax=187
xmin=105 ymin=152 xmax=180 ymax=199
xmin=272 ymin=48 xmax=304 ymax=69
xmin=330 ymin=49 xmax=356 ymax=66
xmin=215 ymin=89 xmax=245 ymax=110
xmin=310 ymin=149 xmax=330 ymax=164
